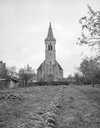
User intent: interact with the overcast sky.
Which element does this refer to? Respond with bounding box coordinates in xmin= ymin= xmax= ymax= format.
xmin=0 ymin=0 xmax=100 ymax=76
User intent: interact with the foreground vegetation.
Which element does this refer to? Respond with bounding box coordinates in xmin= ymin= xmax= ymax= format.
xmin=0 ymin=85 xmax=100 ymax=128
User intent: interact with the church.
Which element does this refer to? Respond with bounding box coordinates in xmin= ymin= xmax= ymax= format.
xmin=37 ymin=23 xmax=63 ymax=81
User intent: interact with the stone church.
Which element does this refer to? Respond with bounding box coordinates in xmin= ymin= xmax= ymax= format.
xmin=37 ymin=23 xmax=63 ymax=81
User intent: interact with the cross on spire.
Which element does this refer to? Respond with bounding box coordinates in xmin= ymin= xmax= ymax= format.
xmin=45 ymin=22 xmax=56 ymax=41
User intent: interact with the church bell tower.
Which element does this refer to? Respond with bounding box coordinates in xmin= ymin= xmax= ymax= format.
xmin=45 ymin=23 xmax=56 ymax=64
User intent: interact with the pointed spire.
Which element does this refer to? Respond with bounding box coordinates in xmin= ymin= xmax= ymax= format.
xmin=45 ymin=22 xmax=56 ymax=41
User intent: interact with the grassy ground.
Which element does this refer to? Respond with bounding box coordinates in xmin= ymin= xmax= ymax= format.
xmin=0 ymin=85 xmax=100 ymax=128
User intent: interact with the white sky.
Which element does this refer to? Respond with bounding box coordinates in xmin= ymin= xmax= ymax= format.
xmin=0 ymin=0 xmax=100 ymax=77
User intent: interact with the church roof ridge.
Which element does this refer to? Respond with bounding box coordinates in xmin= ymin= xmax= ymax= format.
xmin=45 ymin=22 xmax=56 ymax=41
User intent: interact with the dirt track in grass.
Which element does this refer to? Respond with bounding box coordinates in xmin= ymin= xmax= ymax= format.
xmin=0 ymin=85 xmax=100 ymax=128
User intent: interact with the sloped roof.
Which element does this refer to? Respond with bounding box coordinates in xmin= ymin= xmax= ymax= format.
xmin=37 ymin=61 xmax=45 ymax=71
xmin=55 ymin=61 xmax=63 ymax=70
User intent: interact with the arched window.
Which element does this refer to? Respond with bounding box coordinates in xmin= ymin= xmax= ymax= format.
xmin=48 ymin=44 xmax=52 ymax=51
xmin=50 ymin=45 xmax=52 ymax=50
xmin=48 ymin=45 xmax=50 ymax=50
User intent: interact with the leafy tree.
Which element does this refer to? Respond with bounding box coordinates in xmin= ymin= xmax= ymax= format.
xmin=6 ymin=66 xmax=18 ymax=79
xmin=66 ymin=75 xmax=74 ymax=84
xmin=74 ymin=73 xmax=82 ymax=85
xmin=0 ymin=68 xmax=7 ymax=79
xmin=18 ymin=65 xmax=34 ymax=86
xmin=0 ymin=61 xmax=7 ymax=79
xmin=77 ymin=5 xmax=100 ymax=85
xmin=7 ymin=66 xmax=16 ymax=75
xmin=66 ymin=74 xmax=85 ymax=85
xmin=79 ymin=57 xmax=100 ymax=85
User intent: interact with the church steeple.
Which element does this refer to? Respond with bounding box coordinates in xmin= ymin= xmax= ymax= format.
xmin=45 ymin=22 xmax=56 ymax=41
xmin=37 ymin=23 xmax=63 ymax=82
xmin=45 ymin=23 xmax=56 ymax=64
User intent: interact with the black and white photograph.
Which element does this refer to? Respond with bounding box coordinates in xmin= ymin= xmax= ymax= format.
xmin=0 ymin=0 xmax=100 ymax=127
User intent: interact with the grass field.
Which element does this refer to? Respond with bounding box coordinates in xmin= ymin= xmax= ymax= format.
xmin=0 ymin=85 xmax=100 ymax=128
